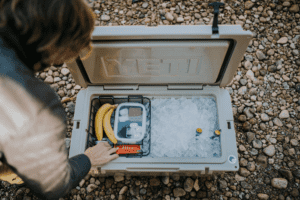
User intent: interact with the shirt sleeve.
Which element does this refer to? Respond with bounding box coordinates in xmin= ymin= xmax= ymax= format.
xmin=0 ymin=76 xmax=91 ymax=200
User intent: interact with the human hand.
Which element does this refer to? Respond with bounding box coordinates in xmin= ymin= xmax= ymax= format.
xmin=84 ymin=141 xmax=119 ymax=166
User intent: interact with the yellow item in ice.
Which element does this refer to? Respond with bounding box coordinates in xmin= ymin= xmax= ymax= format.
xmin=196 ymin=128 xmax=202 ymax=133
xmin=215 ymin=130 xmax=221 ymax=136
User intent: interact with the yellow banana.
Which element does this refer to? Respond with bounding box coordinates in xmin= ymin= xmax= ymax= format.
xmin=95 ymin=104 xmax=115 ymax=141
xmin=103 ymin=106 xmax=118 ymax=144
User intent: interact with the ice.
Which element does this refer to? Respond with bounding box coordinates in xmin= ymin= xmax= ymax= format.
xmin=146 ymin=96 xmax=220 ymax=158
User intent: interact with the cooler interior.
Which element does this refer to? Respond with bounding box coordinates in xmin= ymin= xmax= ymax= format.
xmin=87 ymin=95 xmax=221 ymax=159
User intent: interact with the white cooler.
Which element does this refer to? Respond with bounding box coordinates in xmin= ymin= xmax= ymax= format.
xmin=67 ymin=24 xmax=252 ymax=177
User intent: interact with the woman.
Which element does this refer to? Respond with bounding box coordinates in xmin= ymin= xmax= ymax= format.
xmin=0 ymin=0 xmax=119 ymax=199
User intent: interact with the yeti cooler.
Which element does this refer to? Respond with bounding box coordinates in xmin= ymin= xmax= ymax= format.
xmin=67 ymin=24 xmax=252 ymax=177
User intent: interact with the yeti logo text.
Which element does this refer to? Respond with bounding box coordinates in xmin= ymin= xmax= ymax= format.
xmin=103 ymin=58 xmax=200 ymax=76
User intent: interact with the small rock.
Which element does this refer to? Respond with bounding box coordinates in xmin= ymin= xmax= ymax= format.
xmin=271 ymin=178 xmax=288 ymax=189
xmin=245 ymin=1 xmax=254 ymax=9
xmin=74 ymin=85 xmax=81 ymax=90
xmin=273 ymin=118 xmax=283 ymax=126
xmin=279 ymin=110 xmax=289 ymax=119
xmin=239 ymin=168 xmax=251 ymax=177
xmin=247 ymin=162 xmax=256 ymax=172
xmin=114 ymin=175 xmax=124 ymax=182
xmin=238 ymin=86 xmax=247 ymax=95
xmin=176 ymin=17 xmax=184 ymax=23
xmin=267 ymin=49 xmax=274 ymax=56
xmin=119 ymin=186 xmax=128 ymax=195
xmin=130 ymin=186 xmax=139 ymax=196
xmin=219 ymin=180 xmax=227 ymax=189
xmin=67 ymin=102 xmax=75 ymax=114
xmin=79 ymin=179 xmax=85 ymax=187
xmin=261 ymin=114 xmax=269 ymax=122
xmin=238 ymin=115 xmax=247 ymax=122
xmin=240 ymin=79 xmax=247 ymax=86
xmin=142 ymin=2 xmax=148 ymax=8
xmin=277 ymin=37 xmax=288 ymax=44
xmin=257 ymin=193 xmax=269 ymax=200
xmin=57 ymin=90 xmax=65 ymax=97
xmin=140 ymin=188 xmax=147 ymax=195
xmin=279 ymin=169 xmax=293 ymax=181
xmin=263 ymin=145 xmax=275 ymax=157
xmin=290 ymin=4 xmax=299 ymax=13
xmin=290 ymin=139 xmax=299 ymax=146
xmin=256 ymin=51 xmax=266 ymax=60
xmin=243 ymin=122 xmax=251 ymax=131
xmin=150 ymin=178 xmax=160 ymax=186
xmin=105 ymin=178 xmax=114 ymax=188
xmin=253 ymin=140 xmax=263 ymax=149
xmin=165 ymin=12 xmax=174 ymax=21
xmin=205 ymin=181 xmax=213 ymax=190
xmin=291 ymin=188 xmax=299 ymax=197
xmin=40 ymin=72 xmax=46 ymax=79
xmin=86 ymin=184 xmax=97 ymax=193
xmin=235 ymin=174 xmax=246 ymax=182
xmin=194 ymin=179 xmax=200 ymax=191
xmin=173 ymin=188 xmax=186 ymax=197
xmin=247 ymin=132 xmax=255 ymax=143
xmin=44 ymin=76 xmax=54 ymax=84
xmin=184 ymin=178 xmax=194 ymax=192
xmin=61 ymin=68 xmax=70 ymax=76
xmin=101 ymin=15 xmax=110 ymax=21
xmin=162 ymin=176 xmax=169 ymax=185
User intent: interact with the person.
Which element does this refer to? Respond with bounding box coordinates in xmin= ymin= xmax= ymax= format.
xmin=0 ymin=0 xmax=119 ymax=199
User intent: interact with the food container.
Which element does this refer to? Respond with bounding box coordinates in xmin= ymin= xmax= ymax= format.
xmin=114 ymin=103 xmax=147 ymax=144
xmin=67 ymin=23 xmax=252 ymax=176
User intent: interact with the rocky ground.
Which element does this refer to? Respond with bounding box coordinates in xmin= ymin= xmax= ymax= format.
xmin=1 ymin=0 xmax=300 ymax=199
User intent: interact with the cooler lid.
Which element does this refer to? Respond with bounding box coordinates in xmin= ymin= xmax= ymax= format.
xmin=68 ymin=25 xmax=252 ymax=88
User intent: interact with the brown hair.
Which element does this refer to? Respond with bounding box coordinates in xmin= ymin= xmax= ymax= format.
xmin=0 ymin=0 xmax=95 ymax=71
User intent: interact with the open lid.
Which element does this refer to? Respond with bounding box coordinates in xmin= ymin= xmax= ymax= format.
xmin=67 ymin=25 xmax=252 ymax=88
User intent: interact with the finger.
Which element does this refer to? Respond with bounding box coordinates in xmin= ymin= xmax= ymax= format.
xmin=108 ymin=147 xmax=119 ymax=154
xmin=109 ymin=154 xmax=119 ymax=161
xmin=104 ymin=142 xmax=111 ymax=147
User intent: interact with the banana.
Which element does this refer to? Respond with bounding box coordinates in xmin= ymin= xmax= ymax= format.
xmin=103 ymin=105 xmax=118 ymax=144
xmin=95 ymin=104 xmax=115 ymax=141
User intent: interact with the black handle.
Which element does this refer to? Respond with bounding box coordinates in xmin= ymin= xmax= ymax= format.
xmin=209 ymin=2 xmax=224 ymax=34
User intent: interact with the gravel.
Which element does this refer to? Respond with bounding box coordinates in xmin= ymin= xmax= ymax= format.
xmin=2 ymin=0 xmax=300 ymax=200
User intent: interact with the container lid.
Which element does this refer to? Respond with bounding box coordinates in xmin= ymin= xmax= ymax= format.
xmin=67 ymin=25 xmax=252 ymax=88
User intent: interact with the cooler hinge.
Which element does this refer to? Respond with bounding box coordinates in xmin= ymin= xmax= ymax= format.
xmin=104 ymin=85 xmax=139 ymax=90
xmin=167 ymin=84 xmax=203 ymax=90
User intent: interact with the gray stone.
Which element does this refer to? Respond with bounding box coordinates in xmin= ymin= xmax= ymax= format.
xmin=162 ymin=176 xmax=169 ymax=185
xmin=253 ymin=140 xmax=263 ymax=149
xmin=165 ymin=12 xmax=174 ymax=21
xmin=173 ymin=188 xmax=186 ymax=197
xmin=184 ymin=178 xmax=194 ymax=192
xmin=176 ymin=17 xmax=184 ymax=23
xmin=261 ymin=113 xmax=269 ymax=122
xmin=219 ymin=180 xmax=227 ymax=189
xmin=250 ymin=148 xmax=258 ymax=155
xmin=290 ymin=4 xmax=300 ymax=13
xmin=239 ymin=168 xmax=251 ymax=177
xmin=194 ymin=179 xmax=200 ymax=191
xmin=119 ymin=186 xmax=128 ymax=195
xmin=67 ymin=102 xmax=75 ymax=114
xmin=150 ymin=178 xmax=160 ymax=186
xmin=142 ymin=2 xmax=148 ymax=8
xmin=40 ymin=72 xmax=46 ymax=79
xmin=238 ymin=86 xmax=247 ymax=95
xmin=240 ymin=79 xmax=247 ymax=86
xmin=290 ymin=139 xmax=299 ymax=146
xmin=101 ymin=15 xmax=110 ymax=21
xmin=61 ymin=68 xmax=70 ymax=76
xmin=279 ymin=169 xmax=293 ymax=181
xmin=140 ymin=188 xmax=147 ymax=195
xmin=44 ymin=76 xmax=54 ymax=84
xmin=247 ymin=132 xmax=255 ymax=143
xmin=241 ymin=181 xmax=253 ymax=190
xmin=86 ymin=184 xmax=97 ymax=193
xmin=114 ymin=175 xmax=124 ymax=182
xmin=277 ymin=37 xmax=288 ymax=44
xmin=245 ymin=1 xmax=254 ymax=9
xmin=279 ymin=110 xmax=289 ymax=119
xmin=257 ymin=193 xmax=269 ymax=200
xmin=271 ymin=178 xmax=288 ymax=189
xmin=263 ymin=145 xmax=275 ymax=157
xmin=273 ymin=118 xmax=283 ymax=126
xmin=256 ymin=51 xmax=266 ymax=60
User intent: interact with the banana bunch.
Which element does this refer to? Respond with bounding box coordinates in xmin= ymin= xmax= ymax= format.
xmin=95 ymin=103 xmax=118 ymax=144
